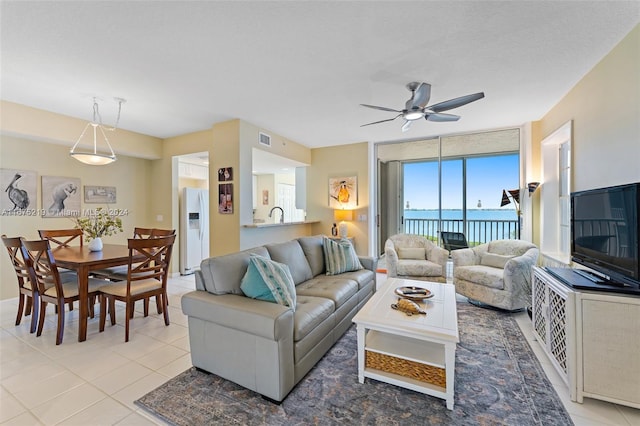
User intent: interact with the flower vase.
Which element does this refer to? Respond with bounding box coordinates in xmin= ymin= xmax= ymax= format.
xmin=88 ymin=237 xmax=103 ymax=252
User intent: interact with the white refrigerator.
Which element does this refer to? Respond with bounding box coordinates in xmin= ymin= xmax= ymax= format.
xmin=180 ymin=187 xmax=209 ymax=275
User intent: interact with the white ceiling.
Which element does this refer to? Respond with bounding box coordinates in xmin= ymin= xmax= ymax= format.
xmin=1 ymin=1 xmax=638 ymax=149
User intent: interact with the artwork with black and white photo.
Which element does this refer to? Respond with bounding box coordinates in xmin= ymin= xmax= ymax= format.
xmin=1 ymin=168 xmax=37 ymax=212
xmin=41 ymin=176 xmax=81 ymax=217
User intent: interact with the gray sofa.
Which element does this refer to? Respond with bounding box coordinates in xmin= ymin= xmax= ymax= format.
xmin=181 ymin=235 xmax=377 ymax=402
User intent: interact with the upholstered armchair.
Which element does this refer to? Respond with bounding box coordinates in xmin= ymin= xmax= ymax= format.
xmin=384 ymin=233 xmax=449 ymax=282
xmin=451 ymin=239 xmax=539 ymax=311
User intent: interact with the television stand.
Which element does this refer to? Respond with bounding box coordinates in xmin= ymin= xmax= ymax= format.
xmin=532 ymin=267 xmax=640 ymax=409
xmin=572 ymin=268 xmax=603 ymax=283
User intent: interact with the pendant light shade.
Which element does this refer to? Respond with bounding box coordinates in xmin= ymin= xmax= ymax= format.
xmin=70 ymin=98 xmax=124 ymax=166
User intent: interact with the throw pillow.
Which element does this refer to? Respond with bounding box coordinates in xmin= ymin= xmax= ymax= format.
xmin=323 ymin=237 xmax=363 ymax=275
xmin=240 ymin=254 xmax=296 ymax=310
xmin=397 ymin=247 xmax=426 ymax=260
xmin=480 ymin=252 xmax=515 ymax=269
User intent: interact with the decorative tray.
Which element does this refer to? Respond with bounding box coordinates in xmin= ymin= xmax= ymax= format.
xmin=394 ymin=286 xmax=433 ymax=301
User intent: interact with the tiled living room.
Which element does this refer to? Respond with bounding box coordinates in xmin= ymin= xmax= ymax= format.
xmin=1 ymin=273 xmax=639 ymax=425
xmin=1 ymin=2 xmax=639 ymax=425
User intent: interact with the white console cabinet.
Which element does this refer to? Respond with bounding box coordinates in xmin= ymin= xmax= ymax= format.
xmin=532 ymin=267 xmax=640 ymax=409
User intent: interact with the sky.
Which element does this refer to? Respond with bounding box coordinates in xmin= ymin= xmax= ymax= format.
xmin=403 ymin=154 xmax=519 ymax=210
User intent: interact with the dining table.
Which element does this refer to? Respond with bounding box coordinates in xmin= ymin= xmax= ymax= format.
xmin=51 ymin=243 xmax=140 ymax=342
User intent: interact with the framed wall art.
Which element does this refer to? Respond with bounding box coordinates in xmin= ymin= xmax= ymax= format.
xmin=41 ymin=176 xmax=81 ymax=217
xmin=329 ymin=175 xmax=357 ymax=209
xmin=218 ymin=183 xmax=233 ymax=214
xmin=218 ymin=167 xmax=233 ymax=182
xmin=1 ymin=168 xmax=37 ymax=212
xmin=84 ymin=185 xmax=117 ymax=203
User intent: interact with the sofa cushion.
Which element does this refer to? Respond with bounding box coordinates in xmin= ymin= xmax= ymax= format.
xmin=240 ymin=255 xmax=296 ymax=310
xmin=293 ymin=296 xmax=334 ymax=342
xmin=397 ymin=259 xmax=442 ymax=277
xmin=295 ymin=277 xmax=358 ymax=309
xmin=455 ymin=265 xmax=504 ymax=290
xmin=323 ymin=237 xmax=363 ymax=275
xmin=397 ymin=247 xmax=426 ymax=260
xmin=480 ymin=253 xmax=514 ymax=269
xmin=266 ymin=240 xmax=313 ymax=285
xmin=199 ymin=246 xmax=270 ymax=295
xmin=297 ymin=235 xmax=325 ymax=277
xmin=316 ymin=268 xmax=374 ymax=291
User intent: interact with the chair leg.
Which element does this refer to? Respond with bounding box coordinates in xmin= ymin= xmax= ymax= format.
xmin=68 ymin=301 xmax=73 ymax=311
xmin=156 ymin=295 xmax=163 ymax=314
xmin=99 ymin=294 xmax=106 ymax=332
xmin=29 ymin=294 xmax=40 ymax=334
xmin=109 ymin=297 xmax=116 ymax=326
xmin=89 ymin=295 xmax=96 ymax=318
xmin=56 ymin=303 xmax=65 ymax=345
xmin=143 ymin=298 xmax=149 ymax=317
xmin=162 ymin=293 xmax=170 ymax=326
xmin=125 ymin=302 xmax=131 ymax=342
xmin=37 ymin=301 xmax=47 ymax=337
xmin=15 ymin=293 xmax=25 ymax=326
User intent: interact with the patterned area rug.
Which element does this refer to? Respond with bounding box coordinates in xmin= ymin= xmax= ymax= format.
xmin=136 ymin=302 xmax=573 ymax=425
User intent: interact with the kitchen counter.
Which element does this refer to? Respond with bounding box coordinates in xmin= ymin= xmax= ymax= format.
xmin=242 ymin=220 xmax=320 ymax=228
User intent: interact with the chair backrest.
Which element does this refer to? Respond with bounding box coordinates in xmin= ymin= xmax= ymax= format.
xmin=150 ymin=228 xmax=175 ymax=237
xmin=21 ymin=239 xmax=63 ymax=297
xmin=441 ymin=232 xmax=469 ymax=252
xmin=127 ymin=234 xmax=176 ymax=287
xmin=2 ymin=235 xmax=33 ymax=292
xmin=132 ymin=227 xmax=175 ymax=238
xmin=38 ymin=229 xmax=84 ymax=248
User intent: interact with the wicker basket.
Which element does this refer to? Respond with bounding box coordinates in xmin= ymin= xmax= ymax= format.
xmin=365 ymin=350 xmax=446 ymax=388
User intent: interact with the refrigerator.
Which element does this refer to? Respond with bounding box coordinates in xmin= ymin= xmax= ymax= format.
xmin=180 ymin=187 xmax=209 ymax=275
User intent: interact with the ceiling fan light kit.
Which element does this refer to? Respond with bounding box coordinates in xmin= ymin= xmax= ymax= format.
xmin=360 ymin=82 xmax=484 ymax=132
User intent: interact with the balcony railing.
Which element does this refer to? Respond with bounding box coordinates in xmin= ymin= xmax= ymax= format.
xmin=404 ymin=218 xmax=520 ymax=246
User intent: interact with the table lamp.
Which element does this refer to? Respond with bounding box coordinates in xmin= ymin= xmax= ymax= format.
xmin=333 ymin=209 xmax=353 ymax=238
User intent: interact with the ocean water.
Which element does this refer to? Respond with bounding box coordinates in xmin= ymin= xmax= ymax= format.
xmin=403 ymin=209 xmax=520 ymax=242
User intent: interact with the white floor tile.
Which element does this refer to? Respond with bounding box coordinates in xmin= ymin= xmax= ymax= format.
xmin=57 ymin=397 xmax=133 ymax=425
xmin=90 ymin=362 xmax=154 ymax=395
xmin=0 ymin=387 xmax=27 ymax=423
xmin=111 ymin=373 xmax=169 ymax=411
xmin=29 ymin=383 xmax=106 ymax=425
xmin=155 ymin=353 xmax=192 ymax=379
xmin=136 ymin=345 xmax=187 ymax=371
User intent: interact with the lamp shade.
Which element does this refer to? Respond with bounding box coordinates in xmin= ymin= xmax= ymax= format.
xmin=334 ymin=209 xmax=353 ymax=222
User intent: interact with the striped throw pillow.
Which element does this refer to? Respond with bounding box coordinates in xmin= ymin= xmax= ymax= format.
xmin=323 ymin=237 xmax=363 ymax=276
xmin=240 ymin=254 xmax=296 ymax=311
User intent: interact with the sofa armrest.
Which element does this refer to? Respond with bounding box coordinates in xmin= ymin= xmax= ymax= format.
xmin=358 ymin=256 xmax=378 ymax=273
xmin=427 ymin=244 xmax=449 ymax=276
xmin=181 ymin=290 xmax=294 ymax=341
xmin=503 ymin=247 xmax=539 ymax=297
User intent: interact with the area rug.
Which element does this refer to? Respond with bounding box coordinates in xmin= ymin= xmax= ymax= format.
xmin=135 ymin=302 xmax=573 ymax=425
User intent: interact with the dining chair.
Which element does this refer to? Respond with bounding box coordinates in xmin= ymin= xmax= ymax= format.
xmin=99 ymin=234 xmax=176 ymax=342
xmin=92 ymin=228 xmax=176 ymax=316
xmin=2 ymin=235 xmax=39 ymax=333
xmin=21 ymin=239 xmax=106 ymax=345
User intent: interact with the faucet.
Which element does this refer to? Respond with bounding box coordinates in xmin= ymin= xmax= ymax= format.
xmin=268 ymin=206 xmax=284 ymax=223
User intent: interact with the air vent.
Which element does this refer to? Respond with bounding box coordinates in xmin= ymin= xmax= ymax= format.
xmin=259 ymin=132 xmax=271 ymax=147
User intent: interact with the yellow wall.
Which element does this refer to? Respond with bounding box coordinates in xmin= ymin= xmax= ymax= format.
xmin=0 ymin=136 xmax=153 ymax=299
xmin=536 ymin=24 xmax=639 ymax=193
xmin=308 ymin=142 xmax=370 ymax=256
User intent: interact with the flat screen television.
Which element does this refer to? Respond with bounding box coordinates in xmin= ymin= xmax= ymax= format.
xmin=571 ymin=182 xmax=640 ymax=289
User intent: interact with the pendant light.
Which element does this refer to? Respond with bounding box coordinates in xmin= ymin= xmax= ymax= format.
xmin=70 ymin=98 xmax=125 ymax=165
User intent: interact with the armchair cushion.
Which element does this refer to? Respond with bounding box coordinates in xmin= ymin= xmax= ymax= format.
xmin=480 ymin=253 xmax=515 ymax=269
xmin=455 ymin=265 xmax=504 ymax=289
xmin=397 ymin=247 xmax=426 ymax=260
xmin=240 ymin=255 xmax=296 ymax=311
xmin=323 ymin=237 xmax=363 ymax=275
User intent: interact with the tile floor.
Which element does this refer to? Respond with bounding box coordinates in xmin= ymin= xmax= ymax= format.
xmin=1 ymin=273 xmax=638 ymax=425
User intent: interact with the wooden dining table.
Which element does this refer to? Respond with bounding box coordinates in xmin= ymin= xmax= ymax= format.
xmin=51 ymin=244 xmax=139 ymax=342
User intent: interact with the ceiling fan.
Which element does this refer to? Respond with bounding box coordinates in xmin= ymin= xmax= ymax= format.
xmin=360 ymin=82 xmax=485 ymax=132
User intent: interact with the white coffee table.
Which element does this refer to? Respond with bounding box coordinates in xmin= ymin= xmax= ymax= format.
xmin=353 ymin=278 xmax=459 ymax=409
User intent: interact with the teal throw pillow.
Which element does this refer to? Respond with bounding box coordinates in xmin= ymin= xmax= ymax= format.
xmin=240 ymin=254 xmax=296 ymax=310
xmin=323 ymin=237 xmax=363 ymax=276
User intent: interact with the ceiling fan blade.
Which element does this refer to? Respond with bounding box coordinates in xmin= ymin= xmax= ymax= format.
xmin=360 ymin=114 xmax=403 ymax=127
xmin=412 ymin=83 xmax=431 ymax=108
xmin=428 ymin=92 xmax=485 ymax=113
xmin=426 ymin=112 xmax=460 ymax=122
xmin=401 ymin=120 xmax=413 ymax=132
xmin=360 ymin=104 xmax=402 ymax=113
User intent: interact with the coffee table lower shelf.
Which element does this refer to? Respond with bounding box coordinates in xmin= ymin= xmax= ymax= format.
xmin=358 ymin=329 xmax=455 ymax=409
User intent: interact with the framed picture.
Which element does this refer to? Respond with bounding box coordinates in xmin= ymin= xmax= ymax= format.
xmin=1 ymin=168 xmax=37 ymax=213
xmin=84 ymin=185 xmax=116 ymax=203
xmin=41 ymin=176 xmax=81 ymax=217
xmin=329 ymin=176 xmax=357 ymax=209
xmin=262 ymin=190 xmax=269 ymax=205
xmin=218 ymin=183 xmax=233 ymax=214
xmin=218 ymin=167 xmax=233 ymax=182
